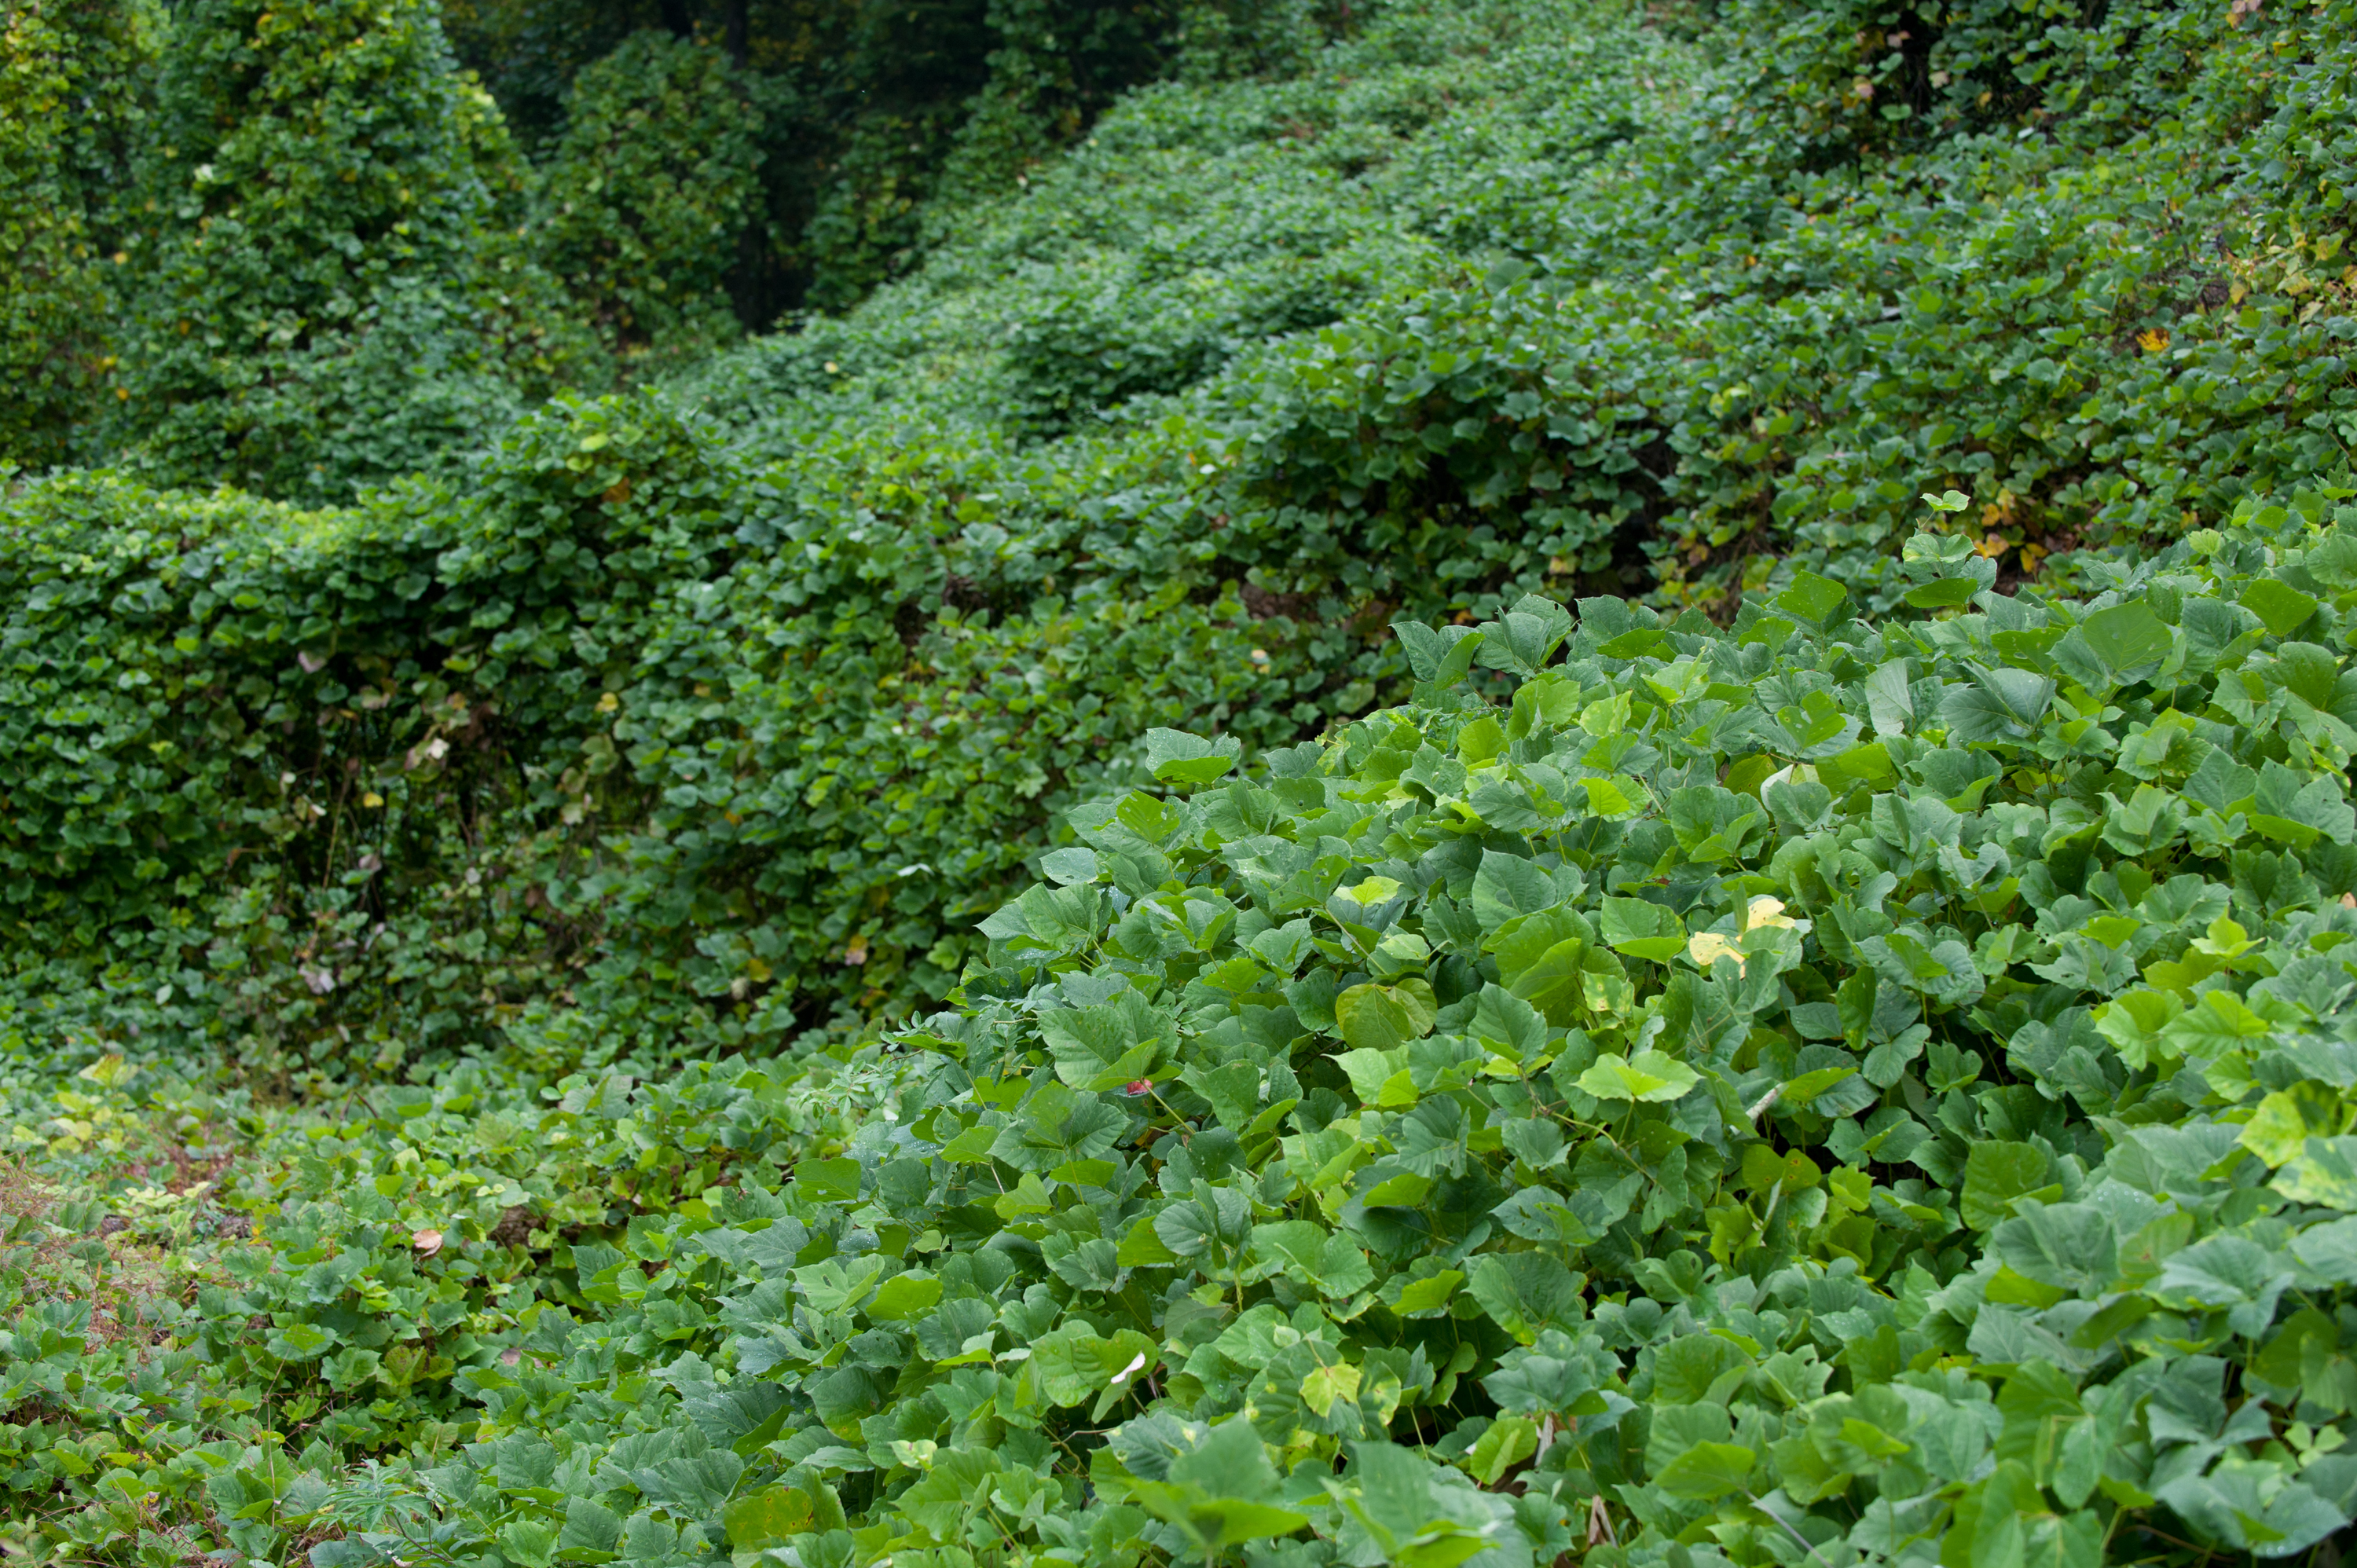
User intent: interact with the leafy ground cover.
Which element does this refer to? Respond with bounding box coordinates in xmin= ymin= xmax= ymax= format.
xmin=6 ymin=0 xmax=2357 ymax=1561
xmin=16 ymin=495 xmax=2357 ymax=1567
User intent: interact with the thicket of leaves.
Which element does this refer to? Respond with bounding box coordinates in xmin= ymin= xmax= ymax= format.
xmin=20 ymin=496 xmax=2357 ymax=1568
xmin=0 ymin=0 xmax=143 ymax=468
xmin=91 ymin=0 xmax=588 ymax=504
xmin=8 ymin=0 xmax=2357 ymax=1563
xmin=532 ymin=31 xmax=766 ymax=370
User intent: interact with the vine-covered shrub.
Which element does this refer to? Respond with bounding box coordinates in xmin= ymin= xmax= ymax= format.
xmin=534 ymin=32 xmax=767 ymax=368
xmin=96 ymin=0 xmax=577 ymax=504
xmin=8 ymin=0 xmax=2355 ymax=1075
xmin=0 ymin=0 xmax=145 ymax=470
xmin=17 ymin=496 xmax=2357 ymax=1567
xmin=696 ymin=0 xmax=2356 ymax=614
xmin=0 ymin=389 xmax=1294 ymax=1072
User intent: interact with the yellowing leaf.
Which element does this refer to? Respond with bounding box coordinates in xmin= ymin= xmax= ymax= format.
xmin=1301 ymin=1360 xmax=1362 ymax=1417
xmin=1688 ymin=932 xmax=1743 ymax=971
xmin=76 ymin=1054 xmax=133 ymax=1088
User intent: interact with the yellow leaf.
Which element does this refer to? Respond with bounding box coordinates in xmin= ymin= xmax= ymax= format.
xmin=1688 ymin=932 xmax=1743 ymax=971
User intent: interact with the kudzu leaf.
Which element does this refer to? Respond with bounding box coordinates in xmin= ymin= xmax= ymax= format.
xmin=1574 ymin=1050 xmax=1699 ymax=1103
xmin=1600 ymin=896 xmax=1684 ymax=962
xmin=1773 ymin=570 xmax=1849 ymax=628
xmin=1144 ymin=727 xmax=1241 ymax=786
xmin=2078 ymin=600 xmax=2172 ymax=682
xmin=1655 ymin=1441 xmax=1758 ymax=1500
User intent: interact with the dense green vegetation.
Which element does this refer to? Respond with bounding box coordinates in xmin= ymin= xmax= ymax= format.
xmin=5 ymin=0 xmax=2357 ymax=1562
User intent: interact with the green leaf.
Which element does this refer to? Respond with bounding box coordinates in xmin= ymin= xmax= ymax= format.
xmin=1144 ymin=727 xmax=1242 ymax=786
xmin=1336 ymin=984 xmax=1435 ymax=1052
xmin=2077 ymin=600 xmax=2172 ymax=681
xmin=1656 ymin=1441 xmax=1759 ymax=1500
xmin=1600 ymin=896 xmax=1684 ymax=962
xmin=1335 ymin=1045 xmax=1413 ymax=1107
xmin=1574 ymin=1049 xmax=1699 ymax=1103
xmin=793 ymin=1156 xmax=861 ymax=1203
xmin=1471 ymin=850 xmax=1555 ymax=933
xmin=866 ymin=1273 xmax=942 ymax=1321
xmin=1038 ymin=989 xmax=1171 ymax=1091
xmin=1128 ymin=1420 xmax=1308 ymax=1552
xmin=2240 ymin=577 xmax=2319 ymax=638
xmin=1390 ymin=1269 xmax=1463 ymax=1317
xmin=266 ymin=1321 xmax=335 ymax=1361
xmin=1962 ymin=1141 xmax=2054 ymax=1231
xmin=1904 ymin=577 xmax=1980 ymax=609
xmin=724 ymin=1486 xmax=815 ymax=1548
xmin=1465 ymin=1252 xmax=1583 ymax=1344
xmin=1468 ymin=983 xmax=1548 ymax=1064
xmin=1774 ymin=570 xmax=1849 ymax=628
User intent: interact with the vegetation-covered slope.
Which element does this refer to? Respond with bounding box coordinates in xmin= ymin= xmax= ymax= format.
xmin=5 ymin=0 xmax=2357 ymax=1563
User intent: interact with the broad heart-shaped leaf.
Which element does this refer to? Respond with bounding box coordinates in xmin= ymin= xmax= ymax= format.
xmin=1336 ymin=982 xmax=1436 ymax=1052
xmin=1505 ymin=935 xmax=1588 ymax=1027
xmin=1028 ymin=1326 xmax=1157 ymax=1413
xmin=1942 ymin=665 xmax=2056 ymax=744
xmin=266 ymin=1321 xmax=335 ymax=1360
xmin=1036 ymin=989 xmax=1170 ymax=1091
xmin=2241 ymin=577 xmax=2320 ymax=638
xmin=1393 ymin=621 xmax=1483 ymax=685
xmin=1335 ymin=1440 xmax=1516 ymax=1564
xmin=1469 ymin=983 xmax=1548 ymax=1064
xmin=2076 ymin=599 xmax=2173 ymax=683
xmin=559 ymin=1497 xmax=625 ymax=1555
xmin=1484 ymin=1329 xmax=1610 ymax=1416
xmin=2291 ymin=1216 xmax=2357 ymax=1283
xmin=1466 ymin=1252 xmax=1584 ymax=1344
xmin=2158 ymin=1466 xmax=2347 ymax=1559
xmin=1475 ymin=595 xmax=1574 ymax=675
xmin=1773 ymin=569 xmax=1849 ymax=628
xmin=1574 ymin=1050 xmax=1699 ymax=1103
xmin=1961 ymin=1141 xmax=2055 ymax=1231
xmin=1391 ymin=1269 xmax=1464 ymax=1317
xmin=723 ymin=1485 xmax=815 ymax=1548
xmin=1655 ymin=1440 xmax=1758 ymax=1500
xmin=866 ymin=1272 xmax=943 ymax=1321
xmin=1992 ymin=1203 xmax=2117 ymax=1296
xmin=1143 ymin=727 xmax=1241 ymax=786
xmin=2152 ymin=1233 xmax=2293 ymax=1337
xmin=1126 ymin=1419 xmax=1307 ymax=1552
xmin=1903 ymin=576 xmax=1980 ymax=609
xmin=898 ymin=1449 xmax=1001 ymax=1540
xmin=1335 ymin=1045 xmax=1413 ymax=1107
xmin=1471 ymin=848 xmax=1556 ymax=934
xmin=1600 ymin=895 xmax=1684 ymax=961
xmin=1039 ymin=846 xmax=1099 ymax=886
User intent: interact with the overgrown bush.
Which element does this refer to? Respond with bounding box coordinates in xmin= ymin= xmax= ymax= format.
xmin=533 ymin=31 xmax=766 ymax=367
xmin=0 ymin=0 xmax=145 ymax=468
xmin=95 ymin=0 xmax=582 ymax=503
